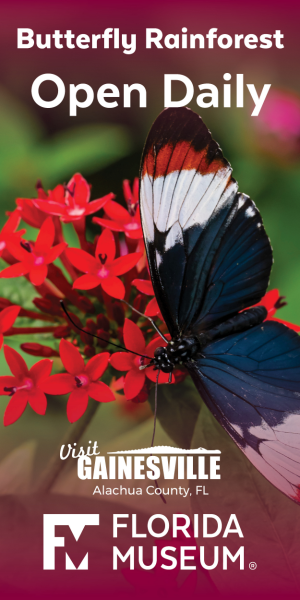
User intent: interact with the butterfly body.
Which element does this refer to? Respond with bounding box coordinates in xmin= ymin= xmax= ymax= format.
xmin=139 ymin=107 xmax=300 ymax=505
xmin=152 ymin=305 xmax=268 ymax=373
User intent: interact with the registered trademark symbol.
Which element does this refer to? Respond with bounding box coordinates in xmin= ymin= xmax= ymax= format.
xmin=249 ymin=562 xmax=257 ymax=570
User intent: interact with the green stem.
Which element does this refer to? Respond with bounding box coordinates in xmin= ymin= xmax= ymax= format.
xmin=36 ymin=401 xmax=101 ymax=494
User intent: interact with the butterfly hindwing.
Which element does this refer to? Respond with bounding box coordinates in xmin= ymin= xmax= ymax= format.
xmin=189 ymin=321 xmax=300 ymax=503
xmin=140 ymin=107 xmax=272 ymax=337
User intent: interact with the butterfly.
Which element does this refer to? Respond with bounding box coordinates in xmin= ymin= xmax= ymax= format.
xmin=139 ymin=106 xmax=300 ymax=505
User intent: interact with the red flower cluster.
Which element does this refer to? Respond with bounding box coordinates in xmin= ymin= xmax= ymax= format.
xmin=0 ymin=172 xmax=298 ymax=426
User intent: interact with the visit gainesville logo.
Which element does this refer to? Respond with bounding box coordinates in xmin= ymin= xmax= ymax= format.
xmin=60 ymin=443 xmax=221 ymax=498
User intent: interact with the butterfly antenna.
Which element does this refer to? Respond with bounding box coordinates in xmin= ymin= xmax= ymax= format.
xmin=60 ymin=300 xmax=150 ymax=360
xmin=121 ymin=299 xmax=168 ymax=343
xmin=151 ymin=369 xmax=166 ymax=505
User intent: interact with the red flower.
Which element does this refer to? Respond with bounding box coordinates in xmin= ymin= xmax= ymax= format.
xmin=257 ymin=289 xmax=300 ymax=332
xmin=0 ymin=305 xmax=20 ymax=349
xmin=132 ymin=278 xmax=162 ymax=318
xmin=33 ymin=174 xmax=114 ymax=222
xmin=0 ymin=346 xmax=52 ymax=426
xmin=110 ymin=319 xmax=174 ymax=400
xmin=93 ymin=178 xmax=143 ymax=240
xmin=0 ymin=211 xmax=25 ymax=258
xmin=43 ymin=339 xmax=114 ymax=422
xmin=66 ymin=228 xmax=142 ymax=299
xmin=0 ymin=217 xmax=67 ymax=286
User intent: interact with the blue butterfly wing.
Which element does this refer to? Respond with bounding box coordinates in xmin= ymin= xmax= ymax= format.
xmin=140 ymin=107 xmax=273 ymax=337
xmin=188 ymin=195 xmax=273 ymax=332
xmin=189 ymin=320 xmax=300 ymax=503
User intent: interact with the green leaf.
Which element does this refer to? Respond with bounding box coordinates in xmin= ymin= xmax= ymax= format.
xmin=189 ymin=403 xmax=300 ymax=596
xmin=31 ymin=123 xmax=133 ymax=186
xmin=149 ymin=378 xmax=203 ymax=449
xmin=0 ymin=88 xmax=133 ymax=205
xmin=0 ymin=87 xmax=43 ymax=161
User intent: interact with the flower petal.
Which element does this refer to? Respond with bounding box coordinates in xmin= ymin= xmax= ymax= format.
xmin=124 ymin=368 xmax=145 ymax=400
xmin=0 ymin=305 xmax=20 ymax=334
xmin=88 ymin=381 xmax=115 ymax=402
xmin=132 ymin=279 xmax=154 ymax=295
xmin=42 ymin=373 xmax=74 ymax=395
xmin=45 ymin=242 xmax=68 ymax=264
xmin=4 ymin=345 xmax=29 ymax=378
xmin=29 ymin=359 xmax=53 ymax=383
xmin=123 ymin=318 xmax=146 ymax=355
xmin=67 ymin=388 xmax=89 ymax=423
xmin=29 ymin=264 xmax=48 ymax=286
xmin=1 ymin=211 xmax=21 ymax=235
xmin=59 ymin=338 xmax=85 ymax=374
xmin=104 ymin=200 xmax=131 ymax=224
xmin=146 ymin=334 xmax=169 ymax=357
xmin=28 ymin=389 xmax=47 ymax=415
xmin=0 ymin=376 xmax=16 ymax=395
xmin=5 ymin=239 xmax=30 ymax=261
xmin=110 ymin=253 xmax=142 ymax=276
xmin=84 ymin=193 xmax=115 ymax=216
xmin=145 ymin=297 xmax=160 ymax=317
xmin=4 ymin=390 xmax=28 ymax=426
xmin=73 ymin=274 xmax=101 ymax=290
xmin=49 ymin=184 xmax=65 ymax=204
xmin=259 ymin=289 xmax=280 ymax=312
xmin=66 ymin=248 xmax=97 ymax=272
xmin=96 ymin=228 xmax=115 ymax=263
xmin=66 ymin=173 xmax=90 ymax=207
xmin=146 ymin=367 xmax=174 ymax=384
xmin=35 ymin=217 xmax=55 ymax=253
xmin=101 ymin=276 xmax=125 ymax=299
xmin=33 ymin=199 xmax=69 ymax=216
xmin=124 ymin=227 xmax=143 ymax=240
xmin=85 ymin=352 xmax=110 ymax=381
xmin=0 ymin=262 xmax=30 ymax=279
xmin=92 ymin=217 xmax=124 ymax=232
xmin=110 ymin=351 xmax=134 ymax=371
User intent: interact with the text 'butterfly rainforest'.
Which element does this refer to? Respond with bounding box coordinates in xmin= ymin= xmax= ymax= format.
xmin=138 ymin=106 xmax=300 ymax=506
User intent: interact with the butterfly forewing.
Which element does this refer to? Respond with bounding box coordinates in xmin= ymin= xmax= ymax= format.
xmin=140 ymin=107 xmax=272 ymax=337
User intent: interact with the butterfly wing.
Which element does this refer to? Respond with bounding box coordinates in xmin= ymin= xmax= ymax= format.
xmin=188 ymin=320 xmax=300 ymax=503
xmin=140 ymin=107 xmax=273 ymax=337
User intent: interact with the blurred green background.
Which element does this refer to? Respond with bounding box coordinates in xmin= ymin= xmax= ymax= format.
xmin=0 ymin=0 xmax=299 ymax=487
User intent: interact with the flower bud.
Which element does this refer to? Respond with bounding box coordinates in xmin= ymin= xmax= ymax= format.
xmin=131 ymin=294 xmax=147 ymax=323
xmin=97 ymin=314 xmax=110 ymax=331
xmin=53 ymin=325 xmax=71 ymax=339
xmin=96 ymin=329 xmax=109 ymax=348
xmin=113 ymin=302 xmax=125 ymax=327
xmin=83 ymin=345 xmax=96 ymax=358
xmin=80 ymin=327 xmax=94 ymax=345
xmin=20 ymin=343 xmax=59 ymax=357
xmin=86 ymin=319 xmax=97 ymax=333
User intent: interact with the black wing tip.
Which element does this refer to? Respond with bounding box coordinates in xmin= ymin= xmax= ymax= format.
xmin=141 ymin=106 xmax=231 ymax=172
